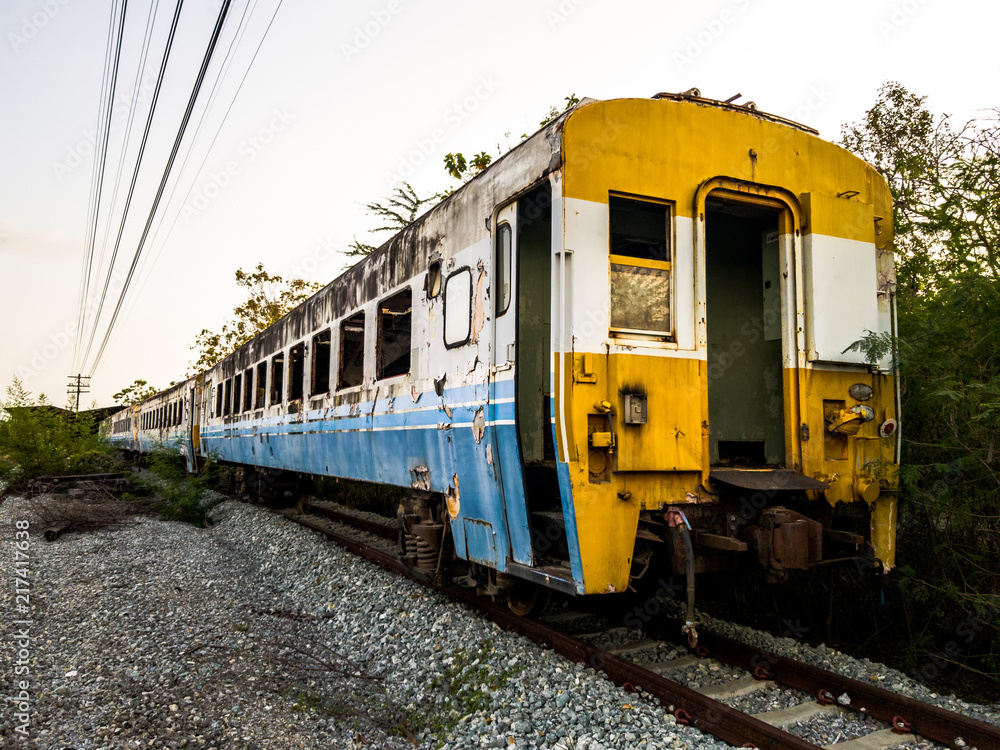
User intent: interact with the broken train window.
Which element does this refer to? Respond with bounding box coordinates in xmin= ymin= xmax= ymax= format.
xmin=338 ymin=312 xmax=365 ymax=389
xmin=288 ymin=342 xmax=305 ymax=401
xmin=312 ymin=329 xmax=332 ymax=395
xmin=609 ymin=194 xmax=672 ymax=337
xmin=378 ymin=289 xmax=412 ymax=379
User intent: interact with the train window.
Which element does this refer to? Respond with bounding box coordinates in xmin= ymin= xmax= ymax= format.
xmin=255 ymin=362 xmax=266 ymax=409
xmin=378 ymin=290 xmax=411 ymax=379
xmin=609 ymin=195 xmax=672 ymax=336
xmin=288 ymin=343 xmax=305 ymax=401
xmin=495 ymin=223 xmax=512 ymax=315
xmin=444 ymin=268 xmax=472 ymax=348
xmin=243 ymin=368 xmax=254 ymax=411
xmin=270 ymin=353 xmax=285 ymax=405
xmin=233 ymin=374 xmax=243 ymax=415
xmin=311 ymin=330 xmax=332 ymax=395
xmin=224 ymin=379 xmax=232 ymax=416
xmin=426 ymin=261 xmax=442 ymax=299
xmin=216 ymin=384 xmax=223 ymax=417
xmin=339 ymin=312 xmax=365 ymax=389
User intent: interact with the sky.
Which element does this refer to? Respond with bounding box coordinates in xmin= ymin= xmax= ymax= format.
xmin=1 ymin=0 xmax=998 ymax=407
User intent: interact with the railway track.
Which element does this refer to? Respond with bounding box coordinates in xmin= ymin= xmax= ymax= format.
xmin=262 ymin=499 xmax=999 ymax=750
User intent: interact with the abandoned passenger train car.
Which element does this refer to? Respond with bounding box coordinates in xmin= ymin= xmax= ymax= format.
xmin=103 ymin=92 xmax=900 ymax=619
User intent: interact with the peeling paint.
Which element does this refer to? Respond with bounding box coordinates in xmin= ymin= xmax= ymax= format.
xmin=387 ymin=397 xmax=394 ymax=413
xmin=445 ymin=474 xmax=460 ymax=519
xmin=486 ymin=443 xmax=493 ymax=465
xmin=472 ymin=267 xmax=486 ymax=342
xmin=410 ymin=465 xmax=431 ymax=491
xmin=472 ymin=407 xmax=486 ymax=443
xmin=442 ymin=403 xmax=453 ymax=419
xmin=410 ymin=385 xmax=420 ymax=403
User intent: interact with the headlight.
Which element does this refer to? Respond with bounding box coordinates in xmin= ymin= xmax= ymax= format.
xmin=851 ymin=405 xmax=876 ymax=422
xmin=849 ymin=383 xmax=874 ymax=401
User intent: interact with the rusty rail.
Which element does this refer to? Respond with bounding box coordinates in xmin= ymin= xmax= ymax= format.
xmin=275 ymin=508 xmax=818 ymax=749
xmin=304 ymin=503 xmax=397 ymax=540
xmin=273 ymin=505 xmax=1000 ymax=749
xmin=690 ymin=630 xmax=1000 ymax=750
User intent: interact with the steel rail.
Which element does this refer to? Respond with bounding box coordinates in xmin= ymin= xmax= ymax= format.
xmin=305 ymin=504 xmax=397 ymax=540
xmin=276 ymin=509 xmax=821 ymax=749
xmin=277 ymin=506 xmax=1000 ymax=749
xmin=691 ymin=630 xmax=1000 ymax=750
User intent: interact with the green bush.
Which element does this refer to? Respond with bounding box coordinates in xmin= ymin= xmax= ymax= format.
xmin=138 ymin=450 xmax=223 ymax=527
xmin=0 ymin=378 xmax=113 ymax=488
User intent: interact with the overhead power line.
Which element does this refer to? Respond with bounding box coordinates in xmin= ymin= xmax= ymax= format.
xmin=73 ymin=0 xmax=127 ymax=373
xmin=78 ymin=0 xmax=189 ymax=371
xmin=86 ymin=0 xmax=236 ymax=376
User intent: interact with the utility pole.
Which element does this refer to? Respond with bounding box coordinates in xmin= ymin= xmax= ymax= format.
xmin=67 ymin=374 xmax=91 ymax=413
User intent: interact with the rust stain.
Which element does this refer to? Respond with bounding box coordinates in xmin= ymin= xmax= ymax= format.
xmin=443 ymin=403 xmax=453 ymax=419
xmin=472 ymin=407 xmax=485 ymax=443
xmin=410 ymin=465 xmax=430 ymax=491
xmin=445 ymin=474 xmax=460 ymax=519
xmin=471 ymin=267 xmax=486 ymax=342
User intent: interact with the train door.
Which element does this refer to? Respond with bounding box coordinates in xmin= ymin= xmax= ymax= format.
xmin=185 ymin=385 xmax=198 ymax=472
xmin=490 ymin=201 xmax=533 ymax=564
xmin=705 ymin=198 xmax=786 ymax=467
xmin=491 ymin=184 xmax=569 ymax=567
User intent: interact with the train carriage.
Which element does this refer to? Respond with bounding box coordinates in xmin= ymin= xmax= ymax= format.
xmin=103 ymin=92 xmax=899 ymax=625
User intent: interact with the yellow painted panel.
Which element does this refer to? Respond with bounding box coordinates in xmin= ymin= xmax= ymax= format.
xmin=562 ymin=98 xmax=893 ymax=246
xmin=801 ymin=192 xmax=875 ymax=243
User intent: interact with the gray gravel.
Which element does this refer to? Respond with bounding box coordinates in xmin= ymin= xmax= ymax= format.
xmin=0 ymin=496 xmax=733 ymax=749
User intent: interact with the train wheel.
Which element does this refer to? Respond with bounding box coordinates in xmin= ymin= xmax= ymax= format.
xmin=507 ymin=581 xmax=552 ymax=618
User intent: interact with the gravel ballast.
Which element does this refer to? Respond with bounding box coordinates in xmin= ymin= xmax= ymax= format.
xmin=3 ymin=494 xmax=998 ymax=749
xmin=1 ymin=497 xmax=729 ymax=749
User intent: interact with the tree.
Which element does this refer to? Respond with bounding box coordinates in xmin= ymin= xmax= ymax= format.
xmin=189 ymin=264 xmax=322 ymax=373
xmin=343 ymin=182 xmax=442 ymax=263
xmin=539 ymin=93 xmax=581 ymax=127
xmin=443 ymin=94 xmax=581 ymax=184
xmin=0 ymin=378 xmax=111 ymax=485
xmin=840 ymin=83 xmax=1000 ymax=691
xmin=113 ymin=379 xmax=158 ymax=406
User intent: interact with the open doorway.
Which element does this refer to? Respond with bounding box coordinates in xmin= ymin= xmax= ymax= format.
xmin=705 ymin=198 xmax=785 ymax=467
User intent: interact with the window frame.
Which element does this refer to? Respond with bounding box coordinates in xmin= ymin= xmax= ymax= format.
xmin=495 ymin=222 xmax=512 ymax=317
xmin=377 ymin=288 xmax=412 ymax=381
xmin=607 ymin=192 xmax=675 ymax=341
xmin=255 ymin=362 xmax=267 ymax=409
xmin=233 ymin=374 xmax=242 ymax=416
xmin=443 ymin=266 xmax=473 ymax=349
xmin=287 ymin=342 xmax=305 ymax=402
xmin=270 ymin=353 xmax=285 ymax=406
xmin=338 ymin=311 xmax=366 ymax=390
xmin=311 ymin=329 xmax=332 ymax=396
xmin=243 ymin=367 xmax=254 ymax=412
